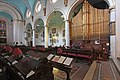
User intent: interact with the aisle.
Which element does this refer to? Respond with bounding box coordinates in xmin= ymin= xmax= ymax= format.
xmin=93 ymin=59 xmax=120 ymax=80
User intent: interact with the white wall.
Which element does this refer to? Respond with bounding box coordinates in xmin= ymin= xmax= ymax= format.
xmin=36 ymin=28 xmax=44 ymax=45
xmin=18 ymin=22 xmax=25 ymax=45
xmin=110 ymin=8 xmax=116 ymax=58
xmin=115 ymin=0 xmax=120 ymax=57
xmin=110 ymin=36 xmax=116 ymax=58
xmin=110 ymin=9 xmax=115 ymax=22
xmin=7 ymin=20 xmax=13 ymax=44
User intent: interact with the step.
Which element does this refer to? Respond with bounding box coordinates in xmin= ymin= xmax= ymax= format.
xmin=112 ymin=58 xmax=120 ymax=74
xmin=83 ymin=61 xmax=97 ymax=80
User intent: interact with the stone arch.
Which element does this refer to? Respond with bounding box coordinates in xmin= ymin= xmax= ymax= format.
xmin=46 ymin=10 xmax=65 ymax=46
xmin=25 ymin=23 xmax=32 ymax=46
xmin=34 ymin=18 xmax=44 ymax=45
xmin=34 ymin=18 xmax=44 ymax=31
xmin=47 ymin=8 xmax=66 ymax=23
xmin=67 ymin=0 xmax=84 ymax=20
xmin=26 ymin=23 xmax=32 ymax=30
xmin=0 ymin=2 xmax=22 ymax=20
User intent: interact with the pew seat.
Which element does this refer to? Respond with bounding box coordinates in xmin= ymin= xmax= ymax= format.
xmin=57 ymin=48 xmax=93 ymax=64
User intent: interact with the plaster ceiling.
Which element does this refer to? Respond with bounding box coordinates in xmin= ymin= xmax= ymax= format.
xmin=0 ymin=12 xmax=13 ymax=20
xmin=0 ymin=0 xmax=115 ymax=21
xmin=0 ymin=0 xmax=36 ymax=19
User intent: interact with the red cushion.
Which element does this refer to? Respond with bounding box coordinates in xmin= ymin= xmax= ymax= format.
xmin=67 ymin=53 xmax=77 ymax=57
xmin=40 ymin=47 xmax=45 ymax=51
xmin=13 ymin=48 xmax=22 ymax=56
xmin=6 ymin=46 xmax=13 ymax=53
xmin=2 ymin=45 xmax=7 ymax=51
xmin=62 ymin=52 xmax=68 ymax=55
xmin=31 ymin=47 xmax=36 ymax=50
xmin=77 ymin=54 xmax=91 ymax=59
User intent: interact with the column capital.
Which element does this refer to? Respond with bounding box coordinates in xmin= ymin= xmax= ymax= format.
xmin=64 ymin=19 xmax=69 ymax=22
xmin=64 ymin=20 xmax=72 ymax=23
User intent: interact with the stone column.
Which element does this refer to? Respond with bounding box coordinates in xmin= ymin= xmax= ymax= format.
xmin=44 ymin=25 xmax=48 ymax=48
xmin=13 ymin=19 xmax=18 ymax=43
xmin=24 ymin=31 xmax=28 ymax=46
xmin=65 ymin=20 xmax=70 ymax=47
xmin=116 ymin=0 xmax=120 ymax=57
xmin=32 ymin=29 xmax=36 ymax=47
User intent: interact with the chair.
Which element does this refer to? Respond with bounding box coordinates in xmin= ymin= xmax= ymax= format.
xmin=57 ymin=48 xmax=62 ymax=55
xmin=13 ymin=48 xmax=23 ymax=57
xmin=12 ymin=48 xmax=23 ymax=61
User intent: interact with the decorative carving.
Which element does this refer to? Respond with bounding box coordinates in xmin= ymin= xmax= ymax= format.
xmin=64 ymin=0 xmax=68 ymax=7
xmin=43 ymin=8 xmax=46 ymax=16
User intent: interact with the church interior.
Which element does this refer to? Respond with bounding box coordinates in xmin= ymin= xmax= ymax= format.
xmin=0 ymin=0 xmax=120 ymax=80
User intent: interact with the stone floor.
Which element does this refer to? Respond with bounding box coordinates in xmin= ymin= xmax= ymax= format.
xmin=87 ymin=59 xmax=120 ymax=80
xmin=54 ymin=59 xmax=90 ymax=80
xmin=55 ymin=59 xmax=120 ymax=80
xmin=0 ymin=58 xmax=120 ymax=80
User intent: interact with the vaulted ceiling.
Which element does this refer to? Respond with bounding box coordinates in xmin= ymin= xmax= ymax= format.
xmin=0 ymin=0 xmax=115 ymax=21
xmin=0 ymin=0 xmax=36 ymax=18
xmin=0 ymin=12 xmax=13 ymax=20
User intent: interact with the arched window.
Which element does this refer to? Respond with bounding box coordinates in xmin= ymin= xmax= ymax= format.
xmin=50 ymin=0 xmax=58 ymax=3
xmin=26 ymin=10 xmax=31 ymax=18
xmin=35 ymin=1 xmax=41 ymax=12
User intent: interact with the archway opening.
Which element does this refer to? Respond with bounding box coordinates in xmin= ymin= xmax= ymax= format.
xmin=47 ymin=11 xmax=65 ymax=46
xmin=26 ymin=23 xmax=32 ymax=46
xmin=34 ymin=18 xmax=44 ymax=46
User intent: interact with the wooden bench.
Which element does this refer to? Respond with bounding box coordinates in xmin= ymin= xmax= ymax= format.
xmin=57 ymin=48 xmax=93 ymax=64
